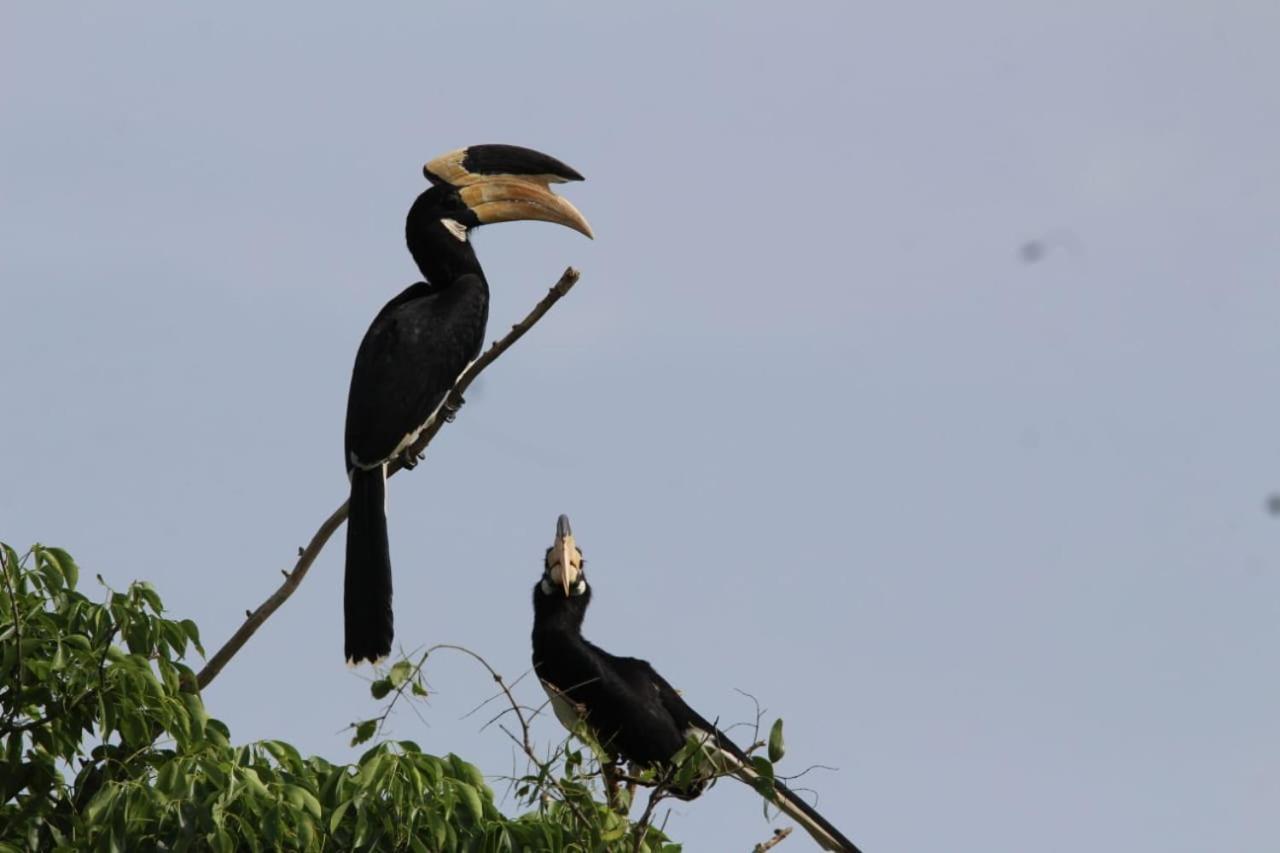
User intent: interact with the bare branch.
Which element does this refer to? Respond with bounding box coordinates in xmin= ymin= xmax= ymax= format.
xmin=753 ymin=827 xmax=793 ymax=852
xmin=195 ymin=267 xmax=582 ymax=691
xmin=778 ymin=762 xmax=839 ymax=783
xmin=424 ymin=643 xmax=537 ymax=758
xmin=406 ymin=644 xmax=597 ymax=831
xmin=733 ymin=687 xmax=766 ymax=748
xmin=631 ymin=785 xmax=670 ymax=853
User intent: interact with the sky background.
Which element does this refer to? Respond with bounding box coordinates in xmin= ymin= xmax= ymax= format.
xmin=3 ymin=2 xmax=1279 ymax=850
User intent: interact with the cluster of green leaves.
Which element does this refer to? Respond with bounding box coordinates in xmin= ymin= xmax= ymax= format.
xmin=349 ymin=649 xmax=674 ymax=852
xmin=0 ymin=544 xmax=681 ymax=852
xmin=663 ymin=716 xmax=788 ymax=819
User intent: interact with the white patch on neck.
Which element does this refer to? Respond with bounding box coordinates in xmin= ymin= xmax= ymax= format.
xmin=440 ymin=218 xmax=468 ymax=242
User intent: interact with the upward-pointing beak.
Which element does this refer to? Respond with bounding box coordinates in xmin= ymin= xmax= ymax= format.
xmin=551 ymin=514 xmax=579 ymax=596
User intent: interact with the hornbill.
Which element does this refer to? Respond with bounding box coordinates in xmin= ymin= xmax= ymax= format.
xmin=344 ymin=145 xmax=592 ymax=665
xmin=531 ymin=515 xmax=863 ymax=852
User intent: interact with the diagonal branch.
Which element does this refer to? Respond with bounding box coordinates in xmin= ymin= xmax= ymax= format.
xmin=195 ymin=267 xmax=582 ymax=691
xmin=753 ymin=827 xmax=793 ymax=852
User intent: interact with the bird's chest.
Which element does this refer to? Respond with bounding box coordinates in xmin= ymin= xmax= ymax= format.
xmin=405 ymin=283 xmax=488 ymax=360
xmin=532 ymin=643 xmax=685 ymax=765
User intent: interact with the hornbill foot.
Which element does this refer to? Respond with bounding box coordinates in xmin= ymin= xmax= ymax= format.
xmin=399 ymin=449 xmax=424 ymax=470
xmin=441 ymin=395 xmax=465 ymax=423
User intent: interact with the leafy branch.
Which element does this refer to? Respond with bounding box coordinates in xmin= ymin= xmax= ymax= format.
xmin=1 ymin=542 xmax=682 ymax=851
xmin=347 ymin=642 xmax=676 ymax=849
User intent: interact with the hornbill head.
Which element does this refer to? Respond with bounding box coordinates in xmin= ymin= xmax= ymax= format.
xmin=541 ymin=514 xmax=587 ymax=598
xmin=413 ymin=143 xmax=593 ymax=244
xmin=408 ymin=144 xmax=592 ymax=281
xmin=425 ymin=145 xmax=593 ymax=238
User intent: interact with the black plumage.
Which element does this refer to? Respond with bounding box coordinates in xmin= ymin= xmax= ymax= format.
xmin=531 ymin=516 xmax=863 ymax=852
xmin=343 ymin=145 xmax=591 ymax=665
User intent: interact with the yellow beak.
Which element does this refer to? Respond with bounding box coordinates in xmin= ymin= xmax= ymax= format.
xmin=459 ymin=180 xmax=593 ymax=239
xmin=424 ymin=146 xmax=593 ymax=238
xmin=550 ymin=514 xmax=581 ymax=596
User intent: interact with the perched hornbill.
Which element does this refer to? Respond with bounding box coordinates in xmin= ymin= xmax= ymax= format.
xmin=531 ymin=515 xmax=863 ymax=852
xmin=344 ymin=145 xmax=592 ymax=665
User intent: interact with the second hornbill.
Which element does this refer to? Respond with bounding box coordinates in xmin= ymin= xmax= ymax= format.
xmin=344 ymin=145 xmax=592 ymax=665
xmin=531 ymin=515 xmax=863 ymax=852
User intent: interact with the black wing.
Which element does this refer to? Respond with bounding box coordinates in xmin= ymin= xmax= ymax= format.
xmin=619 ymin=658 xmax=864 ymax=853
xmin=542 ymin=641 xmax=690 ymax=766
xmin=344 ymin=277 xmax=488 ymax=470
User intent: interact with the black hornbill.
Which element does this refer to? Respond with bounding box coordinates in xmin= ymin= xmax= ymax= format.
xmin=531 ymin=516 xmax=863 ymax=852
xmin=343 ymin=145 xmax=592 ymax=665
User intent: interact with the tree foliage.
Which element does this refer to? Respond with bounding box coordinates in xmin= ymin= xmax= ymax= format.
xmin=0 ymin=543 xmax=681 ymax=852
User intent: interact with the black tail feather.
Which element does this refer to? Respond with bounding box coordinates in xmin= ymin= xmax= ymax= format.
xmin=703 ymin=724 xmax=863 ymax=853
xmin=768 ymin=773 xmax=864 ymax=853
xmin=344 ymin=466 xmax=393 ymax=664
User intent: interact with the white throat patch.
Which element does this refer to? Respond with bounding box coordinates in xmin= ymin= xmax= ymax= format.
xmin=440 ymin=218 xmax=468 ymax=242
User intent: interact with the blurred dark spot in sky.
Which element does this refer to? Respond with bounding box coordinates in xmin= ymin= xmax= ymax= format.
xmin=1019 ymin=241 xmax=1047 ymax=263
xmin=1267 ymin=493 xmax=1280 ymax=516
xmin=1018 ymin=228 xmax=1084 ymax=265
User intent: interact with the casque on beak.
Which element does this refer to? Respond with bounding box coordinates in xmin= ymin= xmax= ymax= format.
xmin=550 ymin=514 xmax=580 ymax=596
xmin=424 ymin=145 xmax=594 ymax=239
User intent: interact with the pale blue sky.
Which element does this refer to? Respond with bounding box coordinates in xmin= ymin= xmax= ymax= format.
xmin=3 ymin=3 xmax=1278 ymax=850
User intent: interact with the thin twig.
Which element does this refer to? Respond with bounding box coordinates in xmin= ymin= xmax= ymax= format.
xmin=195 ymin=267 xmax=582 ymax=691
xmin=612 ymin=771 xmax=660 ymax=789
xmin=418 ymin=645 xmax=595 ymax=831
xmin=778 ymin=762 xmax=840 ymax=783
xmin=753 ymin=826 xmax=793 ymax=852
xmin=733 ymin=688 xmax=766 ymax=749
xmin=423 ymin=643 xmax=537 ymax=757
xmin=630 ymin=785 xmax=669 ymax=853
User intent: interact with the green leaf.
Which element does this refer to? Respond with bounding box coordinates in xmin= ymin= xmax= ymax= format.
xmin=43 ymin=547 xmax=80 ymax=589
xmin=63 ymin=633 xmax=91 ymax=651
xmin=182 ymin=692 xmax=209 ymax=740
xmin=749 ymin=755 xmax=776 ymax=797
xmin=135 ymin=581 xmax=164 ymax=614
xmin=768 ymin=718 xmax=786 ymax=763
xmin=369 ymin=678 xmax=392 ymax=700
xmin=83 ymin=785 xmax=118 ymax=824
xmin=36 ymin=548 xmax=65 ymax=591
xmin=455 ymin=782 xmax=484 ymax=823
xmin=297 ymin=814 xmax=316 ymax=849
xmin=156 ymin=761 xmax=181 ymax=797
xmin=284 ymin=784 xmax=322 ymax=820
xmin=261 ymin=740 xmax=302 ymax=770
xmin=447 ymin=754 xmax=487 ymax=790
xmin=160 ymin=620 xmax=187 ymax=657
xmin=240 ymin=766 xmax=271 ymax=799
xmin=350 ymin=719 xmax=377 ymax=747
xmin=328 ymin=799 xmax=351 ymax=834
xmin=353 ymin=803 xmax=370 ymax=847
xmin=600 ymin=812 xmax=628 ymax=842
xmin=211 ymin=827 xmax=234 ymax=853
xmin=180 ymin=618 xmax=205 ymax=656
xmin=388 ymin=660 xmax=413 ymax=688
